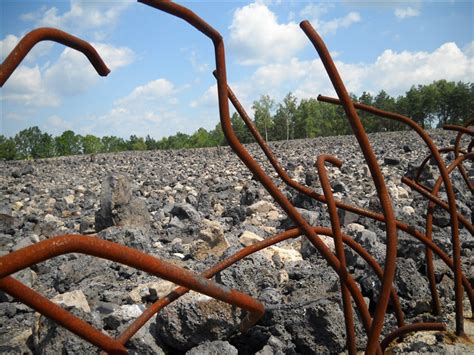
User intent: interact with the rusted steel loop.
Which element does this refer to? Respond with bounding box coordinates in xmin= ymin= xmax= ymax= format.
xmin=0 ymin=276 xmax=128 ymax=355
xmin=300 ymin=21 xmax=398 ymax=354
xmin=220 ymin=77 xmax=474 ymax=317
xmin=117 ymin=225 xmax=404 ymax=347
xmin=316 ymin=154 xmax=357 ymax=355
xmin=414 ymin=147 xmax=467 ymax=187
xmin=140 ymin=3 xmax=381 ymax=351
xmin=443 ymin=125 xmax=474 ymax=136
xmin=402 ymin=177 xmax=473 ymax=233
xmin=380 ymin=322 xmax=446 ymax=352
xmin=317 ymin=94 xmax=465 ymax=333
xmin=452 ymin=118 xmax=474 ymax=192
xmin=0 ymin=235 xmax=265 ymax=334
xmin=0 ymin=27 xmax=110 ymax=86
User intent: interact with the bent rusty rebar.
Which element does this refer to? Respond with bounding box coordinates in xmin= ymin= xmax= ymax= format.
xmin=116 ymin=225 xmax=405 ymax=347
xmin=0 ymin=276 xmax=128 ymax=355
xmin=137 ymin=2 xmax=382 ymax=352
xmin=300 ymin=21 xmax=398 ymax=353
xmin=0 ymin=235 xmax=264 ymax=332
xmin=0 ymin=27 xmax=110 ymax=86
xmin=381 ymin=322 xmax=447 ymax=352
xmin=316 ymin=154 xmax=356 ymax=355
xmin=317 ymin=95 xmax=466 ymax=334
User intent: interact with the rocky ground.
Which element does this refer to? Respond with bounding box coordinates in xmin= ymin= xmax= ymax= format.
xmin=0 ymin=129 xmax=473 ymax=354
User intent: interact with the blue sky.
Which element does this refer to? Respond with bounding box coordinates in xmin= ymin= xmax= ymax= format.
xmin=1 ymin=0 xmax=473 ymax=139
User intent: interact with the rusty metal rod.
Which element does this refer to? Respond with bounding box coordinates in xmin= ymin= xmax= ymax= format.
xmin=0 ymin=276 xmax=128 ymax=355
xmin=402 ymin=178 xmax=473 ymax=234
xmin=443 ymin=125 xmax=474 ymax=136
xmin=316 ymin=154 xmax=357 ymax=355
xmin=380 ymin=322 xmax=446 ymax=352
xmin=223 ymin=78 xmax=474 ymax=316
xmin=452 ymin=119 xmax=474 ymax=192
xmin=300 ymin=21 xmax=398 ymax=354
xmin=117 ymin=225 xmax=404 ymax=346
xmin=0 ymin=235 xmax=265 ymax=333
xmin=317 ymin=94 xmax=465 ymax=333
xmin=414 ymin=147 xmax=466 ymax=187
xmin=140 ymin=2 xmax=382 ymax=352
xmin=0 ymin=27 xmax=110 ymax=86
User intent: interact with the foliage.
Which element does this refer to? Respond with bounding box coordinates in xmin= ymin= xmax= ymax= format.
xmin=2 ymin=80 xmax=472 ymax=160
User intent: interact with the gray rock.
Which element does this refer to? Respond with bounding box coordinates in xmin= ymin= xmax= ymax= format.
xmin=95 ymin=173 xmax=150 ymax=232
xmin=155 ymin=292 xmax=242 ymax=351
xmin=186 ymin=340 xmax=238 ymax=355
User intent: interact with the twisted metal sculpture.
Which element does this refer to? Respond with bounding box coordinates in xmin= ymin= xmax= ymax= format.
xmin=1 ymin=2 xmax=473 ymax=354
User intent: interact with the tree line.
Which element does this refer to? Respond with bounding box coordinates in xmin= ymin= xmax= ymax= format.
xmin=1 ymin=80 xmax=472 ymax=160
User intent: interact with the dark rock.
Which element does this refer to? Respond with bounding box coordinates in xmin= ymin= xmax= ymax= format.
xmin=11 ymin=165 xmax=34 ymax=178
xmin=384 ymin=156 xmax=400 ymax=165
xmin=170 ymin=203 xmax=201 ymax=222
xmin=155 ymin=292 xmax=242 ymax=351
xmin=240 ymin=184 xmax=260 ymax=206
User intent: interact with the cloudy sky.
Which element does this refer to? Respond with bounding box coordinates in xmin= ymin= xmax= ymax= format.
xmin=1 ymin=0 xmax=473 ymax=139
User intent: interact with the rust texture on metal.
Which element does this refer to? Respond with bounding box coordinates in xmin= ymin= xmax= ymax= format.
xmin=1 ymin=1 xmax=473 ymax=354
xmin=0 ymin=27 xmax=110 ymax=87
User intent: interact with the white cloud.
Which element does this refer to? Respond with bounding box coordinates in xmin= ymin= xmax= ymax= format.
xmin=394 ymin=7 xmax=420 ymax=19
xmin=315 ymin=12 xmax=361 ymax=35
xmin=1 ymin=65 xmax=60 ymax=107
xmin=115 ymin=79 xmax=177 ymax=106
xmin=78 ymin=78 xmax=184 ymax=138
xmin=192 ymin=41 xmax=473 ymax=115
xmin=21 ymin=0 xmax=133 ymax=39
xmin=229 ymin=2 xmax=307 ymax=65
xmin=2 ymin=43 xmax=134 ymax=106
xmin=46 ymin=115 xmax=73 ymax=135
xmin=190 ymin=84 xmax=218 ymax=108
xmin=0 ymin=33 xmax=53 ymax=63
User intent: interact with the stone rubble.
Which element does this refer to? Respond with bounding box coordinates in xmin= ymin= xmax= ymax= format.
xmin=0 ymin=129 xmax=472 ymax=354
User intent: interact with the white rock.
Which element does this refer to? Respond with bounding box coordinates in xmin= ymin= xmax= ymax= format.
xmin=51 ymin=290 xmax=91 ymax=313
xmin=398 ymin=186 xmax=410 ymax=199
xmin=402 ymin=206 xmax=415 ymax=215
xmin=239 ymin=231 xmax=264 ymax=246
xmin=346 ymin=223 xmax=365 ymax=234
xmin=247 ymin=201 xmax=275 ymax=215
xmin=64 ymin=195 xmax=75 ymax=204
xmin=129 ymin=280 xmax=177 ymax=303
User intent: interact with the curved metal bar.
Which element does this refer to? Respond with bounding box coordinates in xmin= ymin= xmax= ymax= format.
xmin=0 ymin=276 xmax=128 ymax=355
xmin=443 ymin=125 xmax=474 ymax=136
xmin=0 ymin=235 xmax=265 ymax=339
xmin=402 ymin=177 xmax=473 ymax=233
xmin=317 ymin=95 xmax=465 ymax=334
xmin=139 ymin=2 xmax=382 ymax=352
xmin=221 ymin=76 xmax=474 ymax=317
xmin=117 ymin=225 xmax=404 ymax=347
xmin=316 ymin=154 xmax=357 ymax=354
xmin=381 ymin=322 xmax=446 ymax=352
xmin=452 ymin=118 xmax=474 ymax=192
xmin=0 ymin=27 xmax=110 ymax=86
xmin=300 ymin=21 xmax=398 ymax=354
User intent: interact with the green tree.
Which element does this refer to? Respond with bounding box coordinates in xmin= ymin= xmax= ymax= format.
xmin=14 ymin=126 xmax=54 ymax=159
xmin=252 ymin=95 xmax=274 ymax=142
xmin=127 ymin=135 xmax=147 ymax=151
xmin=231 ymin=112 xmax=253 ymax=144
xmin=101 ymin=136 xmax=126 ymax=152
xmin=145 ymin=135 xmax=157 ymax=150
xmin=273 ymin=92 xmax=297 ymax=141
xmin=55 ymin=130 xmax=82 ymax=156
xmin=432 ymin=80 xmax=473 ymax=126
xmin=0 ymin=135 xmax=17 ymax=160
xmin=81 ymin=134 xmax=103 ymax=154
